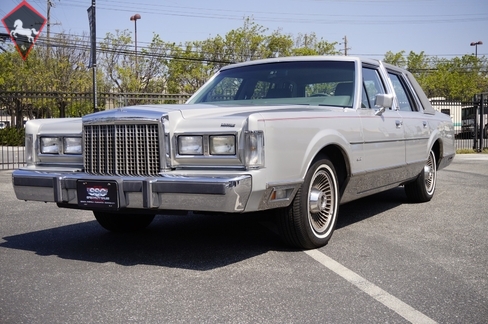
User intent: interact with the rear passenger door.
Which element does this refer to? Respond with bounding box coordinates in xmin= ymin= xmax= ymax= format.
xmin=387 ymin=70 xmax=430 ymax=172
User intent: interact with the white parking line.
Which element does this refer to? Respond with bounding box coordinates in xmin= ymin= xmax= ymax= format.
xmin=305 ymin=249 xmax=438 ymax=324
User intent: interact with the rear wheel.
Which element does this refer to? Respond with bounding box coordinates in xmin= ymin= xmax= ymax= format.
xmin=277 ymin=158 xmax=339 ymax=249
xmin=405 ymin=149 xmax=437 ymax=203
xmin=93 ymin=211 xmax=155 ymax=232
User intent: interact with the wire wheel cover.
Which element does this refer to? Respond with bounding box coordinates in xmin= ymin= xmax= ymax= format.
xmin=308 ymin=168 xmax=335 ymax=235
xmin=424 ymin=152 xmax=436 ymax=194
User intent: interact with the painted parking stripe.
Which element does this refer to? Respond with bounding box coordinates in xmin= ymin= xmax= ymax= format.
xmin=305 ymin=249 xmax=437 ymax=324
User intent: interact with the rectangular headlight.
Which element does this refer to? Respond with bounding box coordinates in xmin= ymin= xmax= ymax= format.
xmin=210 ymin=135 xmax=235 ymax=155
xmin=64 ymin=137 xmax=82 ymax=154
xmin=40 ymin=137 xmax=61 ymax=154
xmin=178 ymin=135 xmax=203 ymax=155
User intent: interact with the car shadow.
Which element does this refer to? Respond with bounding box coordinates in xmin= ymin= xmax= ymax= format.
xmin=1 ymin=187 xmax=408 ymax=270
xmin=336 ymin=186 xmax=407 ymax=230
xmin=1 ymin=212 xmax=287 ymax=270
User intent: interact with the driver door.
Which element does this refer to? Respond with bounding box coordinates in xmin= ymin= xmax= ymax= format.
xmin=357 ymin=66 xmax=405 ymax=193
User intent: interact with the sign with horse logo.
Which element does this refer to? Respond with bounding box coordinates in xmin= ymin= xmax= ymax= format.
xmin=1 ymin=1 xmax=47 ymax=60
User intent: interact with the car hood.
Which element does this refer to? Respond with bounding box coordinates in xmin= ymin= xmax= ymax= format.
xmin=26 ymin=117 xmax=83 ymax=134
xmin=82 ymin=103 xmax=341 ymax=123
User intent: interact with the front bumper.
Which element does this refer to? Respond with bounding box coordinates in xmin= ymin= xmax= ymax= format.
xmin=12 ymin=168 xmax=252 ymax=213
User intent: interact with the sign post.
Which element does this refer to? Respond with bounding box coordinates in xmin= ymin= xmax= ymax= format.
xmin=87 ymin=1 xmax=98 ymax=113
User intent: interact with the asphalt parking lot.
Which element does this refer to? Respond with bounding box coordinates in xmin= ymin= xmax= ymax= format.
xmin=0 ymin=154 xmax=487 ymax=323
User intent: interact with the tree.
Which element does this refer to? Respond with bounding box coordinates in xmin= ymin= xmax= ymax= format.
xmin=163 ymin=18 xmax=341 ymax=95
xmin=263 ymin=30 xmax=294 ymax=58
xmin=384 ymin=51 xmax=488 ymax=100
xmin=43 ymin=32 xmax=94 ymax=117
xmin=422 ymin=55 xmax=487 ymax=100
xmin=98 ymin=31 xmax=174 ymax=105
xmin=383 ymin=50 xmax=407 ymax=68
xmin=0 ymin=45 xmax=48 ymax=126
xmin=292 ymin=33 xmax=340 ymax=56
xmin=164 ymin=41 xmax=214 ymax=95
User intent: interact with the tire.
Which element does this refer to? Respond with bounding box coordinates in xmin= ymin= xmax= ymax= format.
xmin=277 ymin=158 xmax=339 ymax=249
xmin=404 ymin=149 xmax=437 ymax=203
xmin=93 ymin=211 xmax=155 ymax=232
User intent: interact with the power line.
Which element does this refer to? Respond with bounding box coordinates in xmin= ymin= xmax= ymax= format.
xmin=2 ymin=25 xmax=486 ymax=65
xmin=54 ymin=0 xmax=488 ymax=26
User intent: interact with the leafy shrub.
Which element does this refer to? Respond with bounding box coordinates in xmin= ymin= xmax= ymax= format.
xmin=0 ymin=127 xmax=25 ymax=146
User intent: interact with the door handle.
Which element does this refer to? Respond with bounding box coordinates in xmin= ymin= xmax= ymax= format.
xmin=395 ymin=120 xmax=403 ymax=128
xmin=423 ymin=121 xmax=428 ymax=128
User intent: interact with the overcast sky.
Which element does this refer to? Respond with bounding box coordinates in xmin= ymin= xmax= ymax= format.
xmin=1 ymin=0 xmax=487 ymax=59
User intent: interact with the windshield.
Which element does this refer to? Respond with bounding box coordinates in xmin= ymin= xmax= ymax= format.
xmin=188 ymin=61 xmax=356 ymax=108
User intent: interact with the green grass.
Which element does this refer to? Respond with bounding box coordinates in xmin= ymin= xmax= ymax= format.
xmin=456 ymin=148 xmax=488 ymax=154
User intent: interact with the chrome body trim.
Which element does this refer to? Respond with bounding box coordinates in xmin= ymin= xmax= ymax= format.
xmin=438 ymin=152 xmax=455 ymax=170
xmin=340 ymin=161 xmax=424 ymax=204
xmin=12 ymin=169 xmax=252 ymax=213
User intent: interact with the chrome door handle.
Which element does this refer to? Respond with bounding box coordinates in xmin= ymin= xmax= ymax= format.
xmin=395 ymin=120 xmax=403 ymax=127
xmin=423 ymin=121 xmax=428 ymax=128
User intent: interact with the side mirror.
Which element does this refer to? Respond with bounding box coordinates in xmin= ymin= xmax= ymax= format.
xmin=374 ymin=93 xmax=394 ymax=116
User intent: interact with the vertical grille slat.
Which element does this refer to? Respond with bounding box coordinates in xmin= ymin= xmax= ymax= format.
xmin=84 ymin=123 xmax=161 ymax=176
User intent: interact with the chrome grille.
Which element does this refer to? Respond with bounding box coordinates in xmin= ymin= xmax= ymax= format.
xmin=84 ymin=123 xmax=161 ymax=176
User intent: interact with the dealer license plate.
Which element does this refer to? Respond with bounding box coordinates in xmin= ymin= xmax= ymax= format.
xmin=77 ymin=180 xmax=119 ymax=209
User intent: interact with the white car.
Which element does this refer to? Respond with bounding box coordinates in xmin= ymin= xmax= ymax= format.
xmin=12 ymin=56 xmax=455 ymax=249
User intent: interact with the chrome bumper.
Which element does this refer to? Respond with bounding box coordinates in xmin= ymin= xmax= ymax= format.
xmin=12 ymin=169 xmax=252 ymax=213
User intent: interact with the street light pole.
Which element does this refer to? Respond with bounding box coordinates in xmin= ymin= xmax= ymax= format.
xmin=470 ymin=41 xmax=483 ymax=151
xmin=130 ymin=14 xmax=141 ymax=78
xmin=470 ymin=41 xmax=483 ymax=58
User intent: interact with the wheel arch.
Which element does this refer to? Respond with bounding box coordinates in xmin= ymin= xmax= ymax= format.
xmin=431 ymin=139 xmax=441 ymax=169
xmin=311 ymin=144 xmax=350 ymax=200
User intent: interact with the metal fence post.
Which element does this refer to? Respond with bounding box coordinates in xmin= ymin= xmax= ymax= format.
xmin=479 ymin=93 xmax=485 ymax=151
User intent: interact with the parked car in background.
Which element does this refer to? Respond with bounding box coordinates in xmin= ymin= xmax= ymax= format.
xmin=0 ymin=121 xmax=9 ymax=129
xmin=12 ymin=56 xmax=455 ymax=249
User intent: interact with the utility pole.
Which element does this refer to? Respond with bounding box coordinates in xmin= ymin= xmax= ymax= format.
xmin=88 ymin=0 xmax=98 ymax=112
xmin=46 ymin=0 xmax=60 ymax=59
xmin=342 ymin=36 xmax=351 ymax=56
xmin=46 ymin=0 xmax=51 ymax=58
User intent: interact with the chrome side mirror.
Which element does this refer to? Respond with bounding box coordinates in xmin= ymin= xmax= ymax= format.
xmin=374 ymin=94 xmax=394 ymax=116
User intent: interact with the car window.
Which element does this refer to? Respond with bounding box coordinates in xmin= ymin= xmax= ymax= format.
xmin=388 ymin=72 xmax=418 ymax=112
xmin=362 ymin=67 xmax=385 ymax=109
xmin=201 ymin=77 xmax=244 ymax=102
xmin=189 ymin=61 xmax=356 ymax=108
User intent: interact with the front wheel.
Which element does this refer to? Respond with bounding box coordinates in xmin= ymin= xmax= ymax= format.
xmin=277 ymin=158 xmax=339 ymax=249
xmin=405 ymin=149 xmax=437 ymax=203
xmin=93 ymin=211 xmax=155 ymax=232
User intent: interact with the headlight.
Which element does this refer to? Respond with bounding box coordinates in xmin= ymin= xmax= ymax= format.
xmin=40 ymin=137 xmax=61 ymax=154
xmin=210 ymin=135 xmax=235 ymax=155
xmin=40 ymin=136 xmax=82 ymax=154
xmin=64 ymin=137 xmax=82 ymax=154
xmin=178 ymin=135 xmax=203 ymax=155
